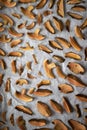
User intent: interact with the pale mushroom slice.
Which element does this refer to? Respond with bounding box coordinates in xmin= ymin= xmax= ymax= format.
xmin=76 ymin=94 xmax=87 ymax=102
xmin=11 ymin=60 xmax=17 ymax=74
xmin=37 ymin=101 xmax=52 ymax=117
xmin=49 ymin=40 xmax=63 ymax=50
xmin=52 ymin=119 xmax=69 ymax=130
xmin=37 ymin=13 xmax=42 ymax=25
xmin=18 ymin=21 xmax=26 ymax=29
xmin=8 ymin=51 xmax=23 ymax=57
xmin=67 ymin=12 xmax=83 ymax=20
xmin=68 ymin=119 xmax=86 ymax=130
xmin=38 ymin=44 xmax=53 ymax=53
xmin=12 ymin=13 xmax=21 ymax=19
xmin=16 ymin=116 xmax=26 ymax=130
xmin=66 ymin=74 xmax=86 ymax=87
xmin=36 ymin=0 xmax=47 ymax=9
xmin=74 ymin=26 xmax=84 ymax=39
xmin=0 ymin=35 xmax=12 ymax=43
xmin=67 ymin=62 xmax=85 ymax=74
xmin=0 ymin=0 xmax=16 ymax=8
xmin=58 ymin=83 xmax=74 ymax=93
xmin=43 ymin=59 xmax=56 ymax=78
xmin=37 ymin=80 xmax=51 ymax=88
xmin=32 ymin=54 xmax=38 ymax=64
xmin=65 ymin=52 xmax=81 ymax=60
xmin=57 ymin=0 xmax=65 ymax=17
xmin=33 ymin=89 xmax=52 ymax=96
xmin=71 ymin=5 xmax=86 ymax=12
xmin=29 ymin=119 xmax=47 ymax=127
xmin=44 ymin=20 xmax=55 ymax=34
xmin=16 ymin=78 xmax=29 ymax=85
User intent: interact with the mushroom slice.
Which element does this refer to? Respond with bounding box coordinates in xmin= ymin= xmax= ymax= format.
xmin=52 ymin=119 xmax=69 ymax=130
xmin=71 ymin=5 xmax=86 ymax=12
xmin=67 ymin=62 xmax=85 ymax=74
xmin=53 ymin=55 xmax=65 ymax=63
xmin=33 ymin=89 xmax=52 ymax=96
xmin=50 ymin=99 xmax=63 ymax=113
xmin=80 ymin=18 xmax=87 ymax=29
xmin=27 ymin=73 xmax=36 ymax=79
xmin=65 ymin=19 xmax=70 ymax=32
xmin=28 ymin=88 xmax=35 ymax=94
xmin=37 ymin=13 xmax=42 ymax=25
xmin=70 ymin=37 xmax=82 ymax=51
xmin=18 ymin=21 xmax=26 ymax=29
xmin=0 ymin=73 xmax=3 ymax=86
xmin=15 ymin=91 xmax=33 ymax=102
xmin=10 ymin=39 xmax=22 ymax=48
xmin=56 ymin=37 xmax=71 ymax=48
xmin=27 ymin=29 xmax=45 ymax=40
xmin=1 ymin=111 xmax=6 ymax=121
xmin=76 ymin=94 xmax=87 ymax=102
xmin=29 ymin=119 xmax=47 ymax=126
xmin=48 ymin=0 xmax=55 ymax=8
xmin=75 ymin=104 xmax=81 ymax=118
xmin=12 ymin=13 xmax=21 ymax=19
xmin=66 ymin=74 xmax=86 ymax=87
xmin=37 ymin=80 xmax=50 ymax=88
xmin=11 ymin=60 xmax=17 ymax=73
xmin=74 ymin=26 xmax=84 ymax=39
xmin=0 ymin=35 xmax=11 ymax=43
xmin=67 ymin=0 xmax=84 ymax=4
xmin=18 ymin=64 xmax=24 ymax=76
xmin=58 ymin=84 xmax=73 ymax=93
xmin=8 ymin=51 xmax=23 ymax=57
xmin=68 ymin=119 xmax=86 ymax=130
xmin=0 ymin=48 xmax=6 ymax=56
xmin=44 ymin=20 xmax=55 ymax=34
xmin=57 ymin=0 xmax=64 ymax=17
xmin=53 ymin=16 xmax=64 ymax=31
xmin=21 ymin=6 xmax=35 ymax=19
xmin=0 ymin=0 xmax=16 ymax=8
xmin=37 ymin=101 xmax=52 ymax=117
xmin=16 ymin=78 xmax=29 ymax=85
xmin=36 ymin=0 xmax=47 ymax=9
xmin=38 ymin=44 xmax=52 ymax=53
xmin=85 ymin=47 xmax=87 ymax=61
xmin=10 ymin=114 xmax=14 ymax=126
xmin=15 ymin=105 xmax=33 ymax=115
xmin=43 ymin=10 xmax=53 ymax=16
xmin=65 ymin=52 xmax=81 ymax=60
xmin=26 ymin=22 xmax=36 ymax=30
xmin=20 ymin=42 xmax=34 ymax=51
xmin=26 ymin=61 xmax=32 ymax=71
xmin=49 ymin=40 xmax=63 ymax=50
xmin=56 ymin=65 xmax=66 ymax=79
xmin=0 ymin=13 xmax=14 ymax=26
xmin=32 ymin=54 xmax=38 ymax=64
xmin=8 ymin=27 xmax=24 ymax=37
xmin=5 ymin=78 xmax=10 ymax=92
xmin=63 ymin=97 xmax=72 ymax=113
xmin=19 ymin=0 xmax=36 ymax=2
xmin=43 ymin=59 xmax=56 ymax=78
xmin=67 ymin=12 xmax=83 ymax=20
xmin=16 ymin=116 xmax=26 ymax=130
xmin=0 ymin=59 xmax=6 ymax=70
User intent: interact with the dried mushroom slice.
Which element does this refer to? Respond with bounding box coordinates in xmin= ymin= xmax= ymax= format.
xmin=76 ymin=94 xmax=87 ymax=102
xmin=80 ymin=18 xmax=87 ymax=29
xmin=5 ymin=78 xmax=10 ymax=92
xmin=20 ymin=42 xmax=34 ymax=51
xmin=18 ymin=21 xmax=26 ymax=29
xmin=44 ymin=20 xmax=55 ymax=34
xmin=74 ymin=26 xmax=84 ymax=39
xmin=0 ymin=73 xmax=3 ymax=86
xmin=0 ymin=35 xmax=12 ymax=43
xmin=57 ymin=0 xmax=65 ymax=17
xmin=63 ymin=97 xmax=72 ymax=113
xmin=10 ymin=114 xmax=14 ymax=126
xmin=36 ymin=0 xmax=47 ymax=9
xmin=65 ymin=52 xmax=81 ymax=60
xmin=11 ymin=60 xmax=17 ymax=73
xmin=43 ymin=10 xmax=53 ymax=16
xmin=10 ymin=39 xmax=22 ymax=48
xmin=8 ymin=51 xmax=23 ymax=57
xmin=0 ymin=0 xmax=16 ymax=8
xmin=37 ymin=13 xmax=42 ymax=25
xmin=50 ymin=99 xmax=63 ymax=113
xmin=49 ymin=40 xmax=63 ymax=50
xmin=0 ymin=26 xmax=4 ymax=32
xmin=12 ymin=13 xmax=21 ymax=19
xmin=75 ymin=104 xmax=81 ymax=118
xmin=67 ymin=0 xmax=84 ymax=4
xmin=0 ymin=59 xmax=6 ymax=70
xmin=56 ymin=65 xmax=66 ymax=79
xmin=0 ymin=48 xmax=6 ymax=56
xmin=65 ymin=19 xmax=70 ymax=32
xmin=26 ymin=22 xmax=36 ymax=30
xmin=26 ymin=61 xmax=32 ymax=71
xmin=38 ymin=44 xmax=53 ymax=53
xmin=52 ymin=119 xmax=69 ymax=130
xmin=43 ymin=59 xmax=56 ymax=78
xmin=15 ymin=105 xmax=33 ymax=115
xmin=67 ymin=12 xmax=83 ymax=20
xmin=19 ymin=0 xmax=36 ymax=3
xmin=16 ymin=78 xmax=29 ymax=85
xmin=67 ymin=62 xmax=85 ymax=74
xmin=37 ymin=101 xmax=52 ymax=117
xmin=33 ymin=89 xmax=52 ymax=96
xmin=71 ymin=5 xmax=86 ymax=12
xmin=27 ymin=73 xmax=36 ymax=79
xmin=37 ymin=80 xmax=50 ymax=88
xmin=53 ymin=55 xmax=65 ymax=63
xmin=48 ymin=0 xmax=55 ymax=8
xmin=66 ymin=74 xmax=86 ymax=87
xmin=28 ymin=88 xmax=35 ymax=94
xmin=58 ymin=84 xmax=74 ymax=93
xmin=16 ymin=116 xmax=26 ymax=130
xmin=68 ymin=119 xmax=86 ymax=130
xmin=1 ymin=111 xmax=6 ymax=121
xmin=32 ymin=54 xmax=38 ymax=64
xmin=29 ymin=119 xmax=47 ymax=126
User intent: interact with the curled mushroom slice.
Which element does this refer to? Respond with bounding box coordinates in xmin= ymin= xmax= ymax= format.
xmin=27 ymin=29 xmax=45 ymax=40
xmin=71 ymin=5 xmax=86 ymax=12
xmin=16 ymin=116 xmax=26 ymax=130
xmin=10 ymin=39 xmax=22 ymax=48
xmin=53 ymin=16 xmax=64 ymax=31
xmin=43 ymin=10 xmax=53 ymax=16
xmin=15 ymin=91 xmax=33 ymax=102
xmin=38 ymin=44 xmax=52 ymax=53
xmin=76 ymin=94 xmax=87 ymax=102
xmin=0 ymin=59 xmax=6 ymax=70
xmin=65 ymin=19 xmax=70 ymax=32
xmin=33 ymin=89 xmax=52 ymax=96
xmin=66 ymin=74 xmax=86 ymax=87
xmin=68 ymin=119 xmax=86 ymax=130
xmin=0 ymin=35 xmax=12 ymax=43
xmin=29 ymin=119 xmax=47 ymax=127
xmin=67 ymin=62 xmax=85 ymax=74
xmin=63 ymin=97 xmax=72 ymax=113
xmin=80 ymin=18 xmax=87 ymax=29
xmin=56 ymin=65 xmax=66 ymax=79
xmin=67 ymin=12 xmax=83 ymax=20
xmin=26 ymin=22 xmax=36 ymax=30
xmin=18 ymin=21 xmax=26 ymax=29
xmin=12 ymin=13 xmax=21 ymax=19
xmin=11 ymin=60 xmax=17 ymax=74
xmin=10 ymin=113 xmax=14 ymax=126
xmin=58 ymin=84 xmax=74 ymax=93
xmin=57 ymin=0 xmax=64 ymax=17
xmin=21 ymin=6 xmax=35 ymax=19
xmin=0 ymin=14 xmax=14 ymax=26
xmin=65 ymin=52 xmax=81 ymax=60
xmin=19 ymin=0 xmax=36 ymax=2
xmin=8 ymin=27 xmax=24 ymax=37
xmin=67 ymin=0 xmax=84 ymax=4
xmin=48 ymin=0 xmax=55 ymax=8
xmin=36 ymin=0 xmax=47 ymax=9
xmin=0 ymin=0 xmax=16 ymax=8
xmin=37 ymin=80 xmax=50 ymax=88
xmin=70 ymin=37 xmax=82 ymax=51
xmin=16 ymin=79 xmax=29 ymax=85
xmin=53 ymin=55 xmax=65 ymax=63
xmin=43 ymin=59 xmax=56 ymax=78
xmin=8 ymin=51 xmax=23 ymax=57
xmin=37 ymin=101 xmax=52 ymax=117
xmin=50 ymin=99 xmax=63 ymax=113
xmin=52 ymin=119 xmax=69 ymax=130
xmin=49 ymin=40 xmax=63 ymax=50
xmin=74 ymin=26 xmax=84 ymax=39
xmin=15 ymin=105 xmax=33 ymax=115
xmin=20 ymin=42 xmax=34 ymax=51
xmin=44 ymin=20 xmax=55 ymax=34
xmin=0 ymin=73 xmax=3 ymax=86
xmin=56 ymin=37 xmax=71 ymax=48
xmin=37 ymin=13 xmax=42 ymax=25
xmin=5 ymin=78 xmax=10 ymax=92
xmin=75 ymin=104 xmax=81 ymax=118
xmin=0 ymin=48 xmax=6 ymax=56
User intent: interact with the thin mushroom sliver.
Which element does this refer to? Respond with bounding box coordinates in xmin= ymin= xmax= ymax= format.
xmin=58 ymin=84 xmax=74 ymax=93
xmin=33 ymin=89 xmax=52 ymax=96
